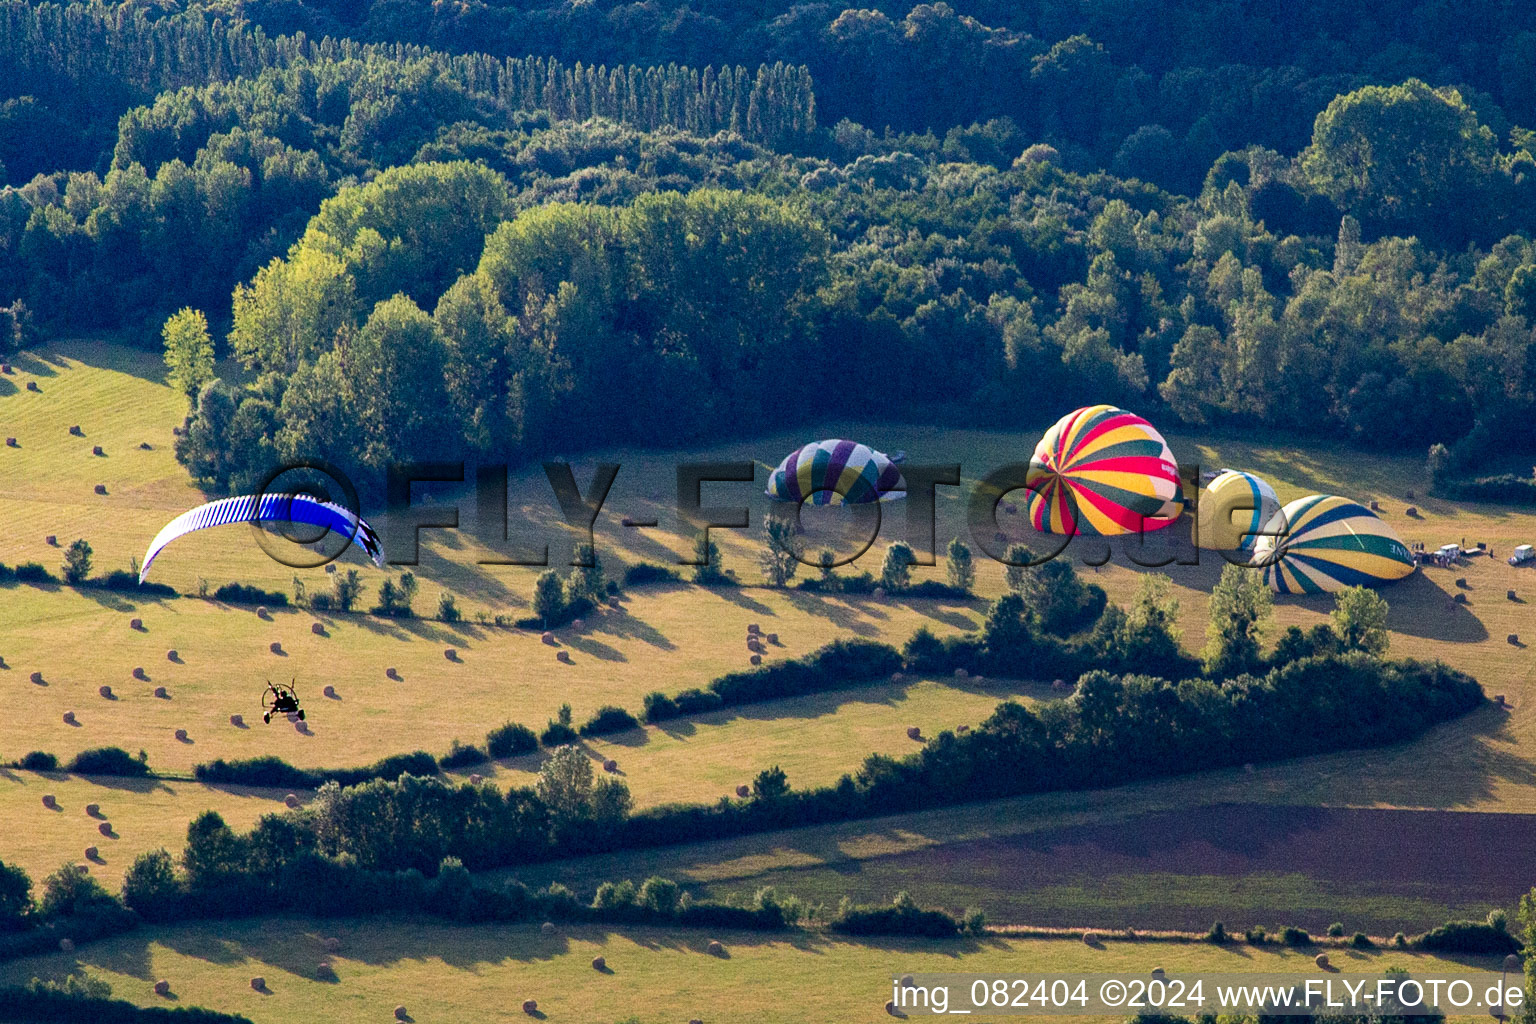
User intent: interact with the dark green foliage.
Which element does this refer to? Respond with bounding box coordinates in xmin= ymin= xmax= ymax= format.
xmin=437 ymin=742 xmax=488 ymax=770
xmin=17 ymin=751 xmax=57 ymax=771
xmin=13 ymin=563 xmax=55 ymax=584
xmin=485 ymin=722 xmax=538 ymax=759
xmin=0 ymin=860 xmax=31 ymax=931
xmin=120 ymin=850 xmax=183 ymax=922
xmin=212 ymin=583 xmax=287 ymax=606
xmin=65 ymin=747 xmax=149 ymax=777
xmin=579 ymin=706 xmax=640 ymax=737
xmin=1280 ymin=925 xmax=1309 ymax=946
xmin=98 ymin=571 xmax=176 ymax=597
xmin=0 ymin=986 xmax=254 ymax=1023
xmin=514 ymin=595 xmax=593 ymax=630
xmin=622 ymin=563 xmax=681 ymax=587
xmin=1204 ymin=921 xmax=1227 ymax=943
xmin=192 ymin=752 xmax=437 ymax=788
xmin=539 ymin=721 xmax=579 ymax=747
xmin=829 ymin=893 xmax=960 ymax=938
xmin=1416 ymin=920 xmax=1519 ymax=953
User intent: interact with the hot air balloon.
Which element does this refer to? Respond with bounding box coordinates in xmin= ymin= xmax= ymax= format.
xmin=139 ymin=493 xmax=385 ymax=582
xmin=1197 ymin=470 xmax=1281 ymax=552
xmin=1024 ymin=405 xmax=1181 ymax=536
xmin=766 ymin=439 xmax=906 ymax=505
xmin=1253 ymin=495 xmax=1415 ymax=594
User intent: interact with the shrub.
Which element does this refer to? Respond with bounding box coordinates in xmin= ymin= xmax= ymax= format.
xmin=1204 ymin=921 xmax=1227 ymax=943
xmin=486 ymin=722 xmax=538 ymax=758
xmin=1393 ymin=931 xmax=1408 ymax=947
xmin=1244 ymin=926 xmax=1266 ymax=944
xmin=308 ymin=592 xmax=333 ymax=611
xmin=514 ymin=594 xmax=593 ymax=630
xmin=1280 ymin=926 xmax=1309 ymax=946
xmin=17 ymin=751 xmax=57 ymax=771
xmin=437 ymin=592 xmax=460 ymax=622
xmin=1350 ymin=932 xmax=1372 ymax=948
xmin=1415 ymin=920 xmax=1517 ymax=953
xmin=61 ymin=539 xmax=92 ymax=584
xmin=213 ymin=582 xmax=287 ymax=606
xmin=1326 ymin=921 xmax=1344 ymax=937
xmin=623 ymin=563 xmax=681 ymax=587
xmin=14 ymin=562 xmax=54 ymax=584
xmin=194 ymin=752 xmax=437 ymax=788
xmin=0 ymin=984 xmax=253 ymax=1022
xmin=98 ymin=571 xmax=176 ymax=597
xmin=641 ymin=691 xmax=680 ymax=723
xmin=829 ymin=893 xmax=959 ymax=938
xmin=580 ymin=706 xmax=640 ymax=737
xmin=671 ymin=688 xmax=724 ymax=715
xmin=120 ymin=850 xmax=183 ymax=922
xmin=438 ymin=742 xmax=488 ymax=770
xmin=539 ymin=721 xmax=578 ymax=747
xmin=66 ymin=747 xmax=149 ymax=777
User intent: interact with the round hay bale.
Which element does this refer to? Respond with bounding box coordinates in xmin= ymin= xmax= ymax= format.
xmin=58 ymin=938 xmax=73 ymax=952
xmin=469 ymin=773 xmax=484 ymax=785
xmin=556 ymin=650 xmax=571 ymax=663
xmin=954 ymin=667 xmax=968 ymax=679
xmin=1004 ymin=502 xmax=1018 ymax=514
xmin=386 ymin=667 xmax=399 ymax=680
xmin=315 ymin=962 xmax=334 ymax=980
xmin=1454 ymin=592 xmax=1469 ymax=604
xmin=165 ymin=650 xmax=177 ymax=661
xmin=591 ymin=956 xmax=606 ymax=971
xmin=1315 ymin=953 xmax=1330 ymax=969
xmin=256 ymin=606 xmax=268 ymax=618
xmin=92 ymin=445 xmax=103 ymax=456
xmin=872 ymin=587 xmax=887 ymax=599
xmin=45 ymin=535 xmax=56 ymax=545
xmin=707 ymin=940 xmax=724 ymax=957
xmin=84 ymin=846 xmax=97 ymax=859
xmin=98 ymin=822 xmax=112 ymax=836
xmin=747 ymin=639 xmax=764 ymax=653
xmin=603 ymin=759 xmax=618 ymax=773
xmin=1456 ymin=577 xmax=1467 ymax=588
xmin=154 ymin=686 xmax=168 ymax=699
xmin=957 ymin=725 xmax=970 ymax=734
xmin=736 ymin=785 xmax=750 ymax=798
xmin=747 ymin=623 xmax=761 ymax=634
xmin=900 ymin=975 xmax=915 ymax=988
xmin=129 ymin=618 xmax=142 ymax=630
xmin=174 ymin=728 xmax=188 ymax=741
xmin=1496 ymin=694 xmax=1507 ymax=706
xmin=541 ymin=921 xmax=555 ymax=935
xmin=269 ymin=641 xmax=282 ymax=654
xmin=230 ymin=714 xmax=243 ymax=727
xmin=767 ymin=633 xmax=778 ymax=644
xmin=85 ymin=803 xmax=99 ymax=817
xmin=250 ymin=977 xmax=265 ymax=991
xmin=41 ymin=794 xmax=56 ymax=808
xmin=749 ymin=654 xmax=762 ymax=666
xmin=395 ymin=1006 xmax=409 ymax=1021
xmin=93 ymin=484 xmax=107 ymax=495
xmin=522 ymin=999 xmax=537 ymax=1014
xmin=571 ymin=618 xmax=584 ymax=629
xmin=906 ymin=726 xmax=922 ymax=740
xmin=98 ymin=685 xmax=113 ymax=698
xmin=61 ymin=710 xmax=74 ymax=723
xmin=1083 ymin=931 xmax=1098 ymax=945
xmin=69 ymin=425 xmax=81 ymax=436
xmin=322 ymin=685 xmax=337 ymax=698
xmin=324 ymin=564 xmax=336 ymax=574
xmin=284 ymin=794 xmax=300 ymax=809
xmin=132 ymin=666 xmax=146 ymax=680
xmin=139 ymin=442 xmax=151 ymax=450
xmin=1510 ymin=591 xmax=1518 ymax=601
xmin=690 ymin=1020 xmax=704 ymax=1024
xmin=1406 ymin=505 xmax=1418 ymax=516
xmin=4 ymin=437 xmax=14 ymax=447
xmin=24 ymin=380 xmax=38 ymax=391
xmin=323 ymin=936 xmax=341 ymax=952
xmin=885 ymin=1000 xmax=903 ymax=1017
xmin=1510 ymin=634 xmax=1520 ymax=645
xmin=154 ymin=980 xmax=170 ymax=996
xmin=31 ymin=671 xmax=44 ymax=684
xmin=1151 ymin=968 xmax=1165 ymax=978
xmin=541 ymin=631 xmax=555 ymax=645
xmin=311 ymin=622 xmax=325 ymax=635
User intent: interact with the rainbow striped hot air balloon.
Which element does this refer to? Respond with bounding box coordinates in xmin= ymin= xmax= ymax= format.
xmin=1024 ymin=405 xmax=1181 ymax=536
xmin=766 ymin=439 xmax=906 ymax=505
xmin=1253 ymin=495 xmax=1416 ymax=594
xmin=1197 ymin=470 xmax=1281 ymax=552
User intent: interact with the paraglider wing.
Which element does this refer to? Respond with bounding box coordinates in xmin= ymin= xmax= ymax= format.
xmin=766 ymin=439 xmax=906 ymax=505
xmin=1254 ymin=495 xmax=1415 ymax=594
xmin=1024 ymin=405 xmax=1181 ymax=536
xmin=139 ymin=493 xmax=385 ymax=583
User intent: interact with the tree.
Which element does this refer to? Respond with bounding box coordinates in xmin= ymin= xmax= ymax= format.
xmin=1118 ymin=573 xmax=1183 ymax=666
xmin=38 ymin=861 xmax=114 ymax=918
xmin=61 ymin=538 xmax=91 ymax=584
xmin=945 ymin=537 xmax=974 ymax=593
xmin=691 ymin=534 xmax=726 ymax=585
xmin=398 ymin=571 xmax=418 ymax=615
xmin=120 ymin=849 xmax=182 ymax=921
xmin=536 ymin=744 xmax=594 ymax=822
xmin=332 ymin=568 xmax=361 ymax=612
xmin=751 ymin=765 xmax=790 ymax=801
xmin=1331 ymin=585 xmax=1390 ymax=656
xmin=1003 ymin=543 xmax=1038 ymax=594
xmin=0 ymin=859 xmax=31 ymax=931
xmin=1203 ymin=562 xmax=1272 ymax=677
xmin=533 ymin=569 xmax=565 ymax=627
xmin=568 ymin=543 xmax=606 ymax=603
xmin=758 ymin=516 xmax=799 ymax=587
xmin=162 ymin=307 xmax=215 ymax=402
xmin=437 ymin=592 xmax=460 ymax=622
xmin=181 ymin=811 xmax=244 ymax=886
xmin=880 ymin=542 xmax=916 ymax=591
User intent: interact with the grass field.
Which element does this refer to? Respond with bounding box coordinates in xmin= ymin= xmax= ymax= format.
xmin=7 ymin=339 xmax=1536 ymax=940
xmin=0 ymin=918 xmax=1512 ymax=1024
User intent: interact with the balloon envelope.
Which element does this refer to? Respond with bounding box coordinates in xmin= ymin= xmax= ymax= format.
xmin=766 ymin=439 xmax=906 ymax=505
xmin=1197 ymin=470 xmax=1281 ymax=552
xmin=1254 ymin=495 xmax=1415 ymax=594
xmin=139 ymin=493 xmax=385 ymax=582
xmin=1024 ymin=405 xmax=1181 ymax=536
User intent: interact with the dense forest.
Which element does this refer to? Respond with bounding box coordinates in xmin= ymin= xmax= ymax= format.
xmin=6 ymin=1 xmax=1536 ymax=487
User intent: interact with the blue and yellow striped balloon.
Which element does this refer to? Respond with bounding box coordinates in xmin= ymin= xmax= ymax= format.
xmin=766 ymin=440 xmax=906 ymax=505
xmin=1254 ymin=495 xmax=1415 ymax=594
xmin=1198 ymin=470 xmax=1281 ymax=552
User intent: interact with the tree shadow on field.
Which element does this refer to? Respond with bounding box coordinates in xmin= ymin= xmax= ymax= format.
xmin=0 ymin=376 xmax=16 ymax=397
xmin=566 ymin=635 xmax=627 ymax=663
xmin=10 ymin=349 xmax=64 ymax=378
xmin=1378 ymin=573 xmax=1489 ymax=642
xmin=781 ymin=591 xmax=881 ymax=637
xmin=77 ymin=774 xmax=175 ymax=795
xmin=706 ymin=585 xmax=773 ymax=615
xmin=592 ymin=608 xmax=675 ymax=651
xmin=157 ymin=928 xmax=249 ymax=967
xmin=60 ymin=340 xmax=169 ymax=387
xmin=890 ymin=598 xmax=976 ymax=631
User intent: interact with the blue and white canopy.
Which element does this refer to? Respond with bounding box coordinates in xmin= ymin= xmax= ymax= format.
xmin=139 ymin=493 xmax=385 ymax=582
